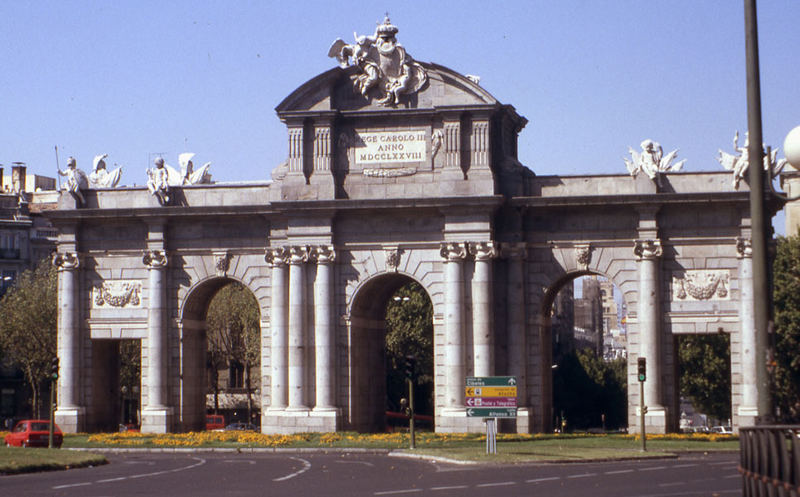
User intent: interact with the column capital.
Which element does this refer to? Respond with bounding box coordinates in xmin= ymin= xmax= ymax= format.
xmin=265 ymin=246 xmax=289 ymax=266
xmin=633 ymin=239 xmax=662 ymax=260
xmin=736 ymin=237 xmax=753 ymax=258
xmin=468 ymin=241 xmax=498 ymax=261
xmin=440 ymin=242 xmax=468 ymax=261
xmin=499 ymin=242 xmax=527 ymax=260
xmin=288 ymin=245 xmax=310 ymax=265
xmin=52 ymin=252 xmax=80 ymax=271
xmin=143 ymin=249 xmax=168 ymax=269
xmin=312 ymin=245 xmax=336 ymax=264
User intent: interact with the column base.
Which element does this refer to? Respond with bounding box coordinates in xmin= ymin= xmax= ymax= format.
xmin=737 ymin=406 xmax=760 ymax=431
xmin=262 ymin=407 xmax=340 ymax=433
xmin=141 ymin=407 xmax=174 ymax=434
xmin=514 ymin=407 xmax=533 ymax=434
xmin=636 ymin=405 xmax=668 ymax=434
xmin=55 ymin=406 xmax=85 ymax=433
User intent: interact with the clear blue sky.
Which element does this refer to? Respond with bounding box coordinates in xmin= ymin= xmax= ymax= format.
xmin=2 ymin=1 xmax=798 ymax=229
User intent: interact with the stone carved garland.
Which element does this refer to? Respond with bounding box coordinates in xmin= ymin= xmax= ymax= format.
xmin=673 ymin=270 xmax=730 ymax=301
xmin=362 ymin=167 xmax=416 ymax=177
xmin=93 ymin=280 xmax=142 ymax=308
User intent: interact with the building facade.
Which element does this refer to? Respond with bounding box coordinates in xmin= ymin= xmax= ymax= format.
xmin=47 ymin=21 xmax=773 ymax=435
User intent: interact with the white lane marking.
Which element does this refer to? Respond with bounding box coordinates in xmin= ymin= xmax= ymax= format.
xmin=604 ymin=469 xmax=634 ymax=475
xmin=52 ymin=482 xmax=92 ymax=489
xmin=708 ymin=461 xmax=736 ymax=466
xmin=476 ymin=481 xmax=516 ymax=487
xmin=723 ymin=474 xmax=741 ymax=479
xmin=526 ymin=476 xmax=561 ymax=483
xmin=374 ymin=489 xmax=423 ymax=495
xmin=671 ymin=463 xmax=698 ymax=468
xmin=52 ymin=457 xmax=206 ymax=490
xmin=273 ymin=457 xmax=311 ymax=482
xmin=223 ymin=459 xmax=256 ymax=464
xmin=639 ymin=465 xmax=667 ymax=471
xmin=567 ymin=473 xmax=597 ymax=479
xmin=658 ymin=481 xmax=687 ymax=487
xmin=430 ymin=485 xmax=468 ymax=491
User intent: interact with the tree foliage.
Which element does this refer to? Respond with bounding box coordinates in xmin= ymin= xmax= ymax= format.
xmin=678 ymin=334 xmax=731 ymax=422
xmin=772 ymin=235 xmax=800 ymax=422
xmin=384 ymin=281 xmax=434 ymax=415
xmin=206 ymin=282 xmax=261 ymax=416
xmin=0 ymin=258 xmax=57 ymax=418
xmin=553 ymin=349 xmax=627 ymax=430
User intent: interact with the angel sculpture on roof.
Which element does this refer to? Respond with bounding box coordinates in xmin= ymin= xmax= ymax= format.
xmin=178 ymin=153 xmax=212 ymax=185
xmin=88 ymin=154 xmax=123 ymax=188
xmin=717 ymin=131 xmax=787 ymax=189
xmin=58 ymin=156 xmax=89 ymax=205
xmin=328 ymin=16 xmax=428 ymax=107
xmin=624 ymin=139 xmax=686 ymax=185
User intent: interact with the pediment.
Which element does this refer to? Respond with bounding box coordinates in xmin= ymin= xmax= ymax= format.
xmin=276 ymin=62 xmax=499 ymax=115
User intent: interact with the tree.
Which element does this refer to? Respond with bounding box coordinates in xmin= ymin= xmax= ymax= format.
xmin=678 ymin=334 xmax=731 ymax=423
xmin=772 ymin=235 xmax=800 ymax=422
xmin=206 ymin=282 xmax=261 ymax=421
xmin=553 ymin=349 xmax=627 ymax=430
xmin=0 ymin=258 xmax=57 ymax=418
xmin=384 ymin=282 xmax=434 ymax=415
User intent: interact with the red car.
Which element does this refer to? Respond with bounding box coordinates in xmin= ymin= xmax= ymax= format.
xmin=4 ymin=420 xmax=63 ymax=448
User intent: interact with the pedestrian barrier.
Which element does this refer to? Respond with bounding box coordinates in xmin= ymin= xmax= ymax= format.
xmin=739 ymin=425 xmax=800 ymax=496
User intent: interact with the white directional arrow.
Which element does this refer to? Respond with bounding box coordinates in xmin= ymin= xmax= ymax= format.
xmin=466 ymin=398 xmax=475 ymax=406
xmin=467 ymin=408 xmax=475 ymax=416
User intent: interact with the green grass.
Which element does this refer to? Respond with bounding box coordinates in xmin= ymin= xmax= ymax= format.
xmin=0 ymin=447 xmax=107 ymax=475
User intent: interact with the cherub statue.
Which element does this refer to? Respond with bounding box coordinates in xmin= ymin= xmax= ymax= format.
xmin=58 ymin=156 xmax=89 ymax=205
xmin=178 ymin=152 xmax=212 ymax=185
xmin=718 ymin=131 xmax=787 ymax=189
xmin=88 ymin=154 xmax=123 ymax=188
xmin=624 ymin=139 xmax=685 ymax=184
xmin=146 ymin=157 xmax=171 ymax=205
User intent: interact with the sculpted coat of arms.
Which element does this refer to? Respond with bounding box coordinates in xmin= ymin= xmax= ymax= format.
xmin=328 ymin=16 xmax=428 ymax=106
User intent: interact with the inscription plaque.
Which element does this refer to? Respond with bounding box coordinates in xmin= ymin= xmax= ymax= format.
xmin=355 ymin=130 xmax=426 ymax=164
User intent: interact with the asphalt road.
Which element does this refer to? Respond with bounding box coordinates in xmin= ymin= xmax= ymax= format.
xmin=0 ymin=450 xmax=741 ymax=496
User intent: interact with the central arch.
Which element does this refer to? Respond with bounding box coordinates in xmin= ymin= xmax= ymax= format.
xmin=347 ymin=272 xmax=434 ymax=432
xmin=177 ymin=276 xmax=262 ymax=432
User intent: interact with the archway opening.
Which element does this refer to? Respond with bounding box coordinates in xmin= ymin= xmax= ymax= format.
xmin=179 ymin=278 xmax=261 ymax=431
xmin=349 ymin=274 xmax=434 ymax=433
xmin=546 ymin=274 xmax=628 ymax=433
xmin=676 ymin=333 xmax=731 ymax=432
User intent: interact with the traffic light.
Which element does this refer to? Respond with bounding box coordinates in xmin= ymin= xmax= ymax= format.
xmin=637 ymin=357 xmax=646 ymax=382
xmin=51 ymin=356 xmax=59 ymax=381
xmin=404 ymin=355 xmax=416 ymax=380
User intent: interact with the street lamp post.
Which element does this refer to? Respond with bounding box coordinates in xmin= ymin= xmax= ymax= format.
xmin=743 ymin=0 xmax=773 ymax=423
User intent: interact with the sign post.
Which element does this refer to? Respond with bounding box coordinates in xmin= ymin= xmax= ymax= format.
xmin=465 ymin=376 xmax=517 ymax=454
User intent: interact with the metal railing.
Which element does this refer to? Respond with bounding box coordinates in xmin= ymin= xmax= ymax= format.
xmin=740 ymin=425 xmax=800 ymax=496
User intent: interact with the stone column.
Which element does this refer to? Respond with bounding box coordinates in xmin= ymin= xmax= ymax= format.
xmin=313 ymin=245 xmax=336 ymax=410
xmin=440 ymin=242 xmax=467 ymax=410
xmin=142 ymin=249 xmax=171 ymax=432
xmin=503 ymin=243 xmax=529 ymax=431
xmin=265 ymin=247 xmax=289 ymax=410
xmin=634 ymin=239 xmax=665 ymax=425
xmin=53 ymin=252 xmax=84 ymax=432
xmin=736 ymin=237 xmax=758 ymax=424
xmin=287 ymin=246 xmax=309 ymax=411
xmin=469 ymin=241 xmax=497 ymax=377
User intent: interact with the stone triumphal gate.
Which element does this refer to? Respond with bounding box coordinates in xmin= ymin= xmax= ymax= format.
xmin=49 ymin=19 xmax=767 ymax=434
